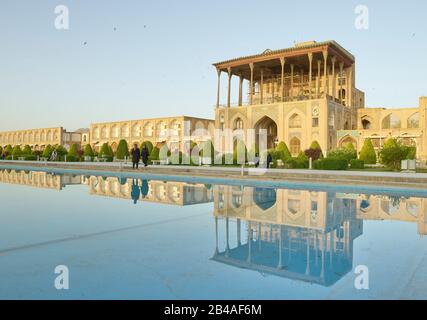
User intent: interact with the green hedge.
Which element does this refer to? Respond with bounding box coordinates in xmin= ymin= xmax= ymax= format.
xmin=314 ymin=158 xmax=348 ymax=170
xmin=350 ymin=159 xmax=364 ymax=169
xmin=284 ymin=158 xmax=309 ymax=169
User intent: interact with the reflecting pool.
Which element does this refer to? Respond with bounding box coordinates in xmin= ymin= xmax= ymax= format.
xmin=1 ymin=168 xmax=427 ymax=299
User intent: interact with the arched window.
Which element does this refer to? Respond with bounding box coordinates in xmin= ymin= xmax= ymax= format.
xmin=121 ymin=124 xmax=129 ymax=137
xmin=288 ymin=199 xmax=301 ymax=215
xmin=361 ymin=118 xmax=371 ymax=129
xmin=143 ymin=122 xmax=153 ymax=137
xmin=111 ymin=125 xmax=119 ymax=138
xmin=407 ymin=113 xmax=420 ymax=129
xmin=382 ymin=114 xmax=401 ymax=129
xmin=290 ymin=137 xmax=301 ymax=156
xmin=234 ymin=117 xmax=244 ymax=130
xmin=289 ymin=113 xmax=302 ymax=128
xmin=131 ymin=123 xmax=140 ymax=137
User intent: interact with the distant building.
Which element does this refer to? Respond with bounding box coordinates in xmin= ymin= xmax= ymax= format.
xmin=0 ymin=127 xmax=85 ymax=151
xmin=89 ymin=116 xmax=214 ymax=152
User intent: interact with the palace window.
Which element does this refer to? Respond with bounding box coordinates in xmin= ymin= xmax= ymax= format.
xmin=361 ymin=118 xmax=371 ymax=130
xmin=382 ymin=114 xmax=401 ymax=129
xmin=407 ymin=113 xmax=420 ymax=129
xmin=290 ymin=137 xmax=301 ymax=155
xmin=289 ymin=113 xmax=302 ymax=128
xmin=234 ymin=117 xmax=244 ymax=130
xmin=312 ymin=117 xmax=319 ymax=127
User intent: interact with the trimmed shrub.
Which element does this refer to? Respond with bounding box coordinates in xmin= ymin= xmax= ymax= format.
xmin=276 ymin=141 xmax=291 ymax=160
xmin=12 ymin=145 xmax=23 ymax=157
xmin=200 ymin=140 xmax=215 ymax=164
xmin=42 ymin=145 xmax=53 ymax=158
xmin=23 ymin=145 xmax=32 ymax=155
xmin=350 ymin=159 xmax=364 ymax=169
xmin=328 ymin=147 xmax=357 ymax=162
xmin=83 ymin=144 xmax=94 ymax=158
xmin=116 ymin=139 xmax=130 ymax=160
xmin=23 ymin=155 xmax=37 ymax=161
xmin=233 ymin=140 xmax=248 ymax=164
xmin=68 ymin=144 xmax=79 ymax=158
xmin=149 ymin=147 xmax=160 ymax=163
xmin=310 ymin=141 xmax=324 ymax=158
xmin=55 ymin=145 xmax=68 ymax=157
xmin=314 ymin=158 xmax=348 ymax=170
xmin=304 ymin=148 xmax=323 ymax=161
xmin=0 ymin=146 xmax=2 ymax=156
xmin=66 ymin=155 xmax=79 ymax=162
xmin=4 ymin=145 xmax=13 ymax=156
xmin=284 ymin=158 xmax=309 ymax=169
xmin=99 ymin=143 xmax=113 ymax=158
xmin=141 ymin=141 xmax=153 ymax=155
xmin=359 ymin=138 xmax=377 ymax=164
xmin=406 ymin=146 xmax=416 ymax=160
xmin=379 ymin=138 xmax=411 ymax=171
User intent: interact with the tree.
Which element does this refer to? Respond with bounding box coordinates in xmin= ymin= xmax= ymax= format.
xmin=200 ymin=140 xmax=215 ymax=164
xmin=4 ymin=145 xmax=13 ymax=156
xmin=55 ymin=145 xmax=68 ymax=157
xmin=344 ymin=142 xmax=357 ymax=159
xmin=141 ymin=141 xmax=153 ymax=154
xmin=0 ymin=146 xmax=2 ymax=156
xmin=42 ymin=145 xmax=53 ymax=158
xmin=67 ymin=144 xmax=79 ymax=158
xmin=276 ymin=141 xmax=291 ymax=160
xmin=149 ymin=147 xmax=160 ymax=162
xmin=233 ymin=140 xmax=247 ymax=164
xmin=83 ymin=144 xmax=94 ymax=157
xmin=116 ymin=139 xmax=130 ymax=160
xmin=12 ymin=145 xmax=22 ymax=157
xmin=379 ymin=138 xmax=409 ymax=171
xmin=359 ymin=138 xmax=377 ymax=164
xmin=99 ymin=143 xmax=113 ymax=158
xmin=22 ymin=145 xmax=32 ymax=155
xmin=304 ymin=140 xmax=323 ymax=161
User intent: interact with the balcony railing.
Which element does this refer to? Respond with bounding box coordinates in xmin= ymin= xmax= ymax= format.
xmin=216 ymin=94 xmax=343 ymax=108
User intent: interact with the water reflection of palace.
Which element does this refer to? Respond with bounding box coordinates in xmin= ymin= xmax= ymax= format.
xmin=212 ymin=185 xmax=363 ymax=286
xmin=88 ymin=176 xmax=213 ymax=206
xmin=212 ymin=186 xmax=427 ymax=286
xmin=356 ymin=194 xmax=427 ymax=235
xmin=0 ymin=169 xmax=82 ymax=191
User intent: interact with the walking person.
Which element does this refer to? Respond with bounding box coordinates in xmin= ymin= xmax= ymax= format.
xmin=266 ymin=152 xmax=272 ymax=169
xmin=141 ymin=144 xmax=149 ymax=167
xmin=131 ymin=143 xmax=141 ymax=169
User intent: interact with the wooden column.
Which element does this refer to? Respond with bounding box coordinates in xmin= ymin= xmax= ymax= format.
xmin=249 ymin=63 xmax=254 ymax=105
xmin=216 ymin=69 xmax=221 ymax=108
xmin=308 ymin=53 xmax=313 ymax=99
xmin=280 ymin=57 xmax=285 ymax=102
xmin=317 ymin=60 xmax=321 ymax=97
xmin=339 ymin=62 xmax=344 ymax=104
xmin=323 ymin=51 xmax=329 ymax=98
xmin=331 ymin=56 xmax=336 ymax=100
xmin=290 ymin=64 xmax=294 ymax=100
xmin=260 ymin=69 xmax=264 ymax=104
xmin=238 ymin=74 xmax=243 ymax=106
xmin=227 ymin=67 xmax=232 ymax=108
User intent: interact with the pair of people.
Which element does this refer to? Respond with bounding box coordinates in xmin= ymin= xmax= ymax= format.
xmin=131 ymin=144 xmax=149 ymax=169
xmin=254 ymin=152 xmax=273 ymax=168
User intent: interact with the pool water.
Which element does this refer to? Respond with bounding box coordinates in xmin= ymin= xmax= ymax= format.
xmin=1 ymin=168 xmax=427 ymax=300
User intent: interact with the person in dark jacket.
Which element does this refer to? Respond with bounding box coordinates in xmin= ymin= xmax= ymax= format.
xmin=266 ymin=152 xmax=273 ymax=169
xmin=131 ymin=144 xmax=141 ymax=169
xmin=141 ymin=145 xmax=149 ymax=167
xmin=131 ymin=179 xmax=140 ymax=204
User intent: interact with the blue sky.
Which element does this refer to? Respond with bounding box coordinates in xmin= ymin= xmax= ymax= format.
xmin=1 ymin=0 xmax=426 ymax=131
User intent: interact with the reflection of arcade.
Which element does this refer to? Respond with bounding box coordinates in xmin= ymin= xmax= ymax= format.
xmin=0 ymin=169 xmax=82 ymax=191
xmin=88 ymin=176 xmax=213 ymax=206
xmin=212 ymin=185 xmax=363 ymax=286
xmin=356 ymin=194 xmax=427 ymax=235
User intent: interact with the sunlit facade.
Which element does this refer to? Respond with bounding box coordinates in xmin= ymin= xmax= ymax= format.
xmin=213 ymin=40 xmax=427 ymax=160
